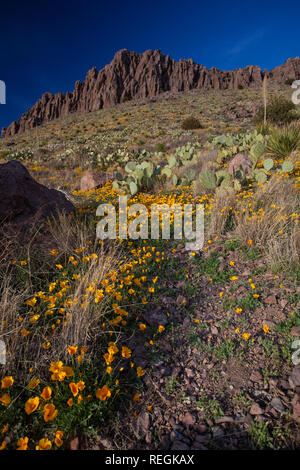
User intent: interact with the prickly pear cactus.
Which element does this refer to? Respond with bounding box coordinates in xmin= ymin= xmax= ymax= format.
xmin=199 ymin=170 xmax=217 ymax=190
xmin=280 ymin=161 xmax=294 ymax=173
xmin=254 ymin=169 xmax=268 ymax=184
xmin=263 ymin=158 xmax=274 ymax=171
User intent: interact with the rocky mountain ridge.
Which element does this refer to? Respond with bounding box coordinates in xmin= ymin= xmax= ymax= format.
xmin=2 ymin=50 xmax=300 ymax=137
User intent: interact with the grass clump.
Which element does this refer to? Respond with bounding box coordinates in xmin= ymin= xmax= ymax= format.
xmin=249 ymin=421 xmax=274 ymax=449
xmin=181 ymin=117 xmax=202 ymax=130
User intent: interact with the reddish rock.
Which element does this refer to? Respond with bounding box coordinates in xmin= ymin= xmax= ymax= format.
xmin=0 ymin=160 xmax=74 ymax=224
xmin=290 ymin=326 xmax=300 ymax=337
xmin=280 ymin=299 xmax=288 ymax=309
xmin=181 ymin=412 xmax=195 ymax=428
xmin=250 ymin=403 xmax=264 ymax=415
xmin=289 ymin=365 xmax=300 ymax=389
xmin=228 ymin=153 xmax=253 ymax=177
xmin=270 ymin=57 xmax=300 ymax=81
xmin=264 ymin=295 xmax=278 ymax=305
xmin=68 ymin=437 xmax=80 ymax=450
xmin=132 ymin=412 xmax=150 ymax=439
xmin=3 ymin=51 xmax=300 ymax=138
xmin=250 ymin=370 xmax=263 ymax=382
xmin=80 ymin=172 xmax=106 ymax=191
xmin=291 ymin=393 xmax=300 ymax=424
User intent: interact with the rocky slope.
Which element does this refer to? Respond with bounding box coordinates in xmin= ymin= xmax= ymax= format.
xmin=2 ymin=50 xmax=300 ymax=137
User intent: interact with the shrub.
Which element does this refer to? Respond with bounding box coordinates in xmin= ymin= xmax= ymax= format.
xmin=266 ymin=123 xmax=300 ymax=159
xmin=254 ymin=95 xmax=297 ymax=126
xmin=0 ymin=150 xmax=10 ymax=160
xmin=255 ymin=122 xmax=272 ymax=136
xmin=155 ymin=142 xmax=167 ymax=153
xmin=285 ymin=78 xmax=295 ymax=86
xmin=181 ymin=117 xmax=202 ymax=130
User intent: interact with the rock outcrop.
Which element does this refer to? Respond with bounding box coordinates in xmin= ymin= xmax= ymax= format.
xmin=228 ymin=153 xmax=253 ymax=176
xmin=0 ymin=160 xmax=74 ymax=224
xmin=2 ymin=50 xmax=300 ymax=137
xmin=80 ymin=171 xmax=115 ymax=191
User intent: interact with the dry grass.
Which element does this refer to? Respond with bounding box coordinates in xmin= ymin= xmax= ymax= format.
xmin=205 ymin=170 xmax=299 ymax=271
xmin=0 ymin=210 xmax=122 ymax=381
xmin=0 ymin=276 xmax=29 ymax=375
xmin=207 ymin=189 xmax=237 ymax=237
xmin=47 ymin=210 xmax=94 ymax=257
xmin=233 ymin=175 xmax=300 ymax=269
xmin=48 ymin=246 xmax=122 ymax=361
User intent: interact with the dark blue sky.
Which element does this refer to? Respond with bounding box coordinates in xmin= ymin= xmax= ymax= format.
xmin=0 ymin=0 xmax=299 ymax=132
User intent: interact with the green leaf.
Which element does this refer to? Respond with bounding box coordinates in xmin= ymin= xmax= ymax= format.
xmin=129 ymin=181 xmax=138 ymax=195
xmin=263 ymin=158 xmax=274 ymax=171
xmin=254 ymin=169 xmax=267 ymax=184
xmin=199 ymin=170 xmax=217 ymax=189
xmin=125 ymin=162 xmax=136 ymax=173
xmin=161 ymin=167 xmax=172 ymax=178
xmin=172 ymin=175 xmax=178 ymax=186
xmin=281 ymin=161 xmax=294 ymax=173
xmin=233 ymin=179 xmax=242 ymax=192
xmin=167 ymin=155 xmax=178 ymax=168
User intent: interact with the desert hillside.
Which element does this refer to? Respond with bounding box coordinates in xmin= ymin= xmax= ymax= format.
xmin=0 ymin=74 xmax=299 ymax=452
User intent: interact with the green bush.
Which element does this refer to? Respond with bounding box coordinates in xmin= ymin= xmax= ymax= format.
xmin=155 ymin=142 xmax=167 ymax=153
xmin=0 ymin=150 xmax=10 ymax=159
xmin=266 ymin=124 xmax=300 ymax=159
xmin=253 ymin=95 xmax=297 ymax=125
xmin=255 ymin=122 xmax=272 ymax=136
xmin=285 ymin=78 xmax=295 ymax=86
xmin=181 ymin=117 xmax=202 ymax=130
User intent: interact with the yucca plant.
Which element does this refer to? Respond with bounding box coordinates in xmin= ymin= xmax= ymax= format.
xmin=266 ymin=124 xmax=300 ymax=159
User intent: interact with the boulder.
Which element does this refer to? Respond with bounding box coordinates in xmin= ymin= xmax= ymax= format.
xmin=80 ymin=172 xmax=105 ymax=191
xmin=0 ymin=160 xmax=74 ymax=224
xmin=228 ymin=153 xmax=253 ymax=176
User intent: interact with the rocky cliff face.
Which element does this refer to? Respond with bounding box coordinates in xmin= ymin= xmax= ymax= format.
xmin=2 ymin=50 xmax=300 ymax=137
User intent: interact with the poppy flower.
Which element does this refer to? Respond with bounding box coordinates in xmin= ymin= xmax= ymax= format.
xmin=43 ymin=403 xmax=58 ymax=422
xmin=36 ymin=438 xmax=52 ymax=450
xmin=96 ymin=385 xmax=111 ymax=401
xmin=41 ymin=386 xmax=52 ymax=401
xmin=16 ymin=437 xmax=29 ymax=450
xmin=1 ymin=376 xmax=14 ymax=389
xmin=25 ymin=397 xmax=39 ymax=415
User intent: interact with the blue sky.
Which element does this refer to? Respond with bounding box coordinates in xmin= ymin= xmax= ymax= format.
xmin=0 ymin=0 xmax=299 ymax=132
